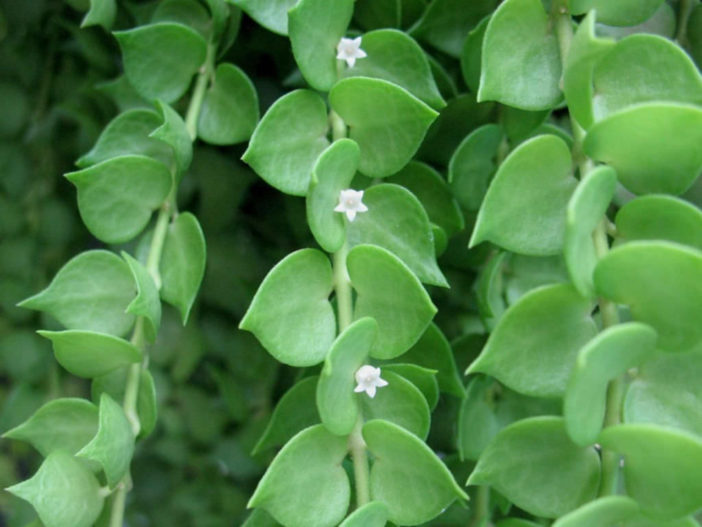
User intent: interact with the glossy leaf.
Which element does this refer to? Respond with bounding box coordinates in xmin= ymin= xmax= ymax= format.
xmin=151 ymin=100 xmax=192 ymax=172
xmin=552 ymin=496 xmax=640 ymax=527
xmin=240 ymin=249 xmax=336 ymax=366
xmin=470 ymin=135 xmax=577 ymax=256
xmin=364 ymin=419 xmax=468 ymax=525
xmin=232 ymin=0 xmax=298 ymax=35
xmin=329 ymin=77 xmax=438 ymax=178
xmin=468 ymin=417 xmax=600 ymax=518
xmin=81 ymin=0 xmax=116 ymax=29
xmin=65 ymin=155 xmax=172 ymax=244
xmin=248 ymin=425 xmax=350 ymax=527
xmin=242 ymin=90 xmax=329 ymax=196
xmin=570 ymin=0 xmax=666 ymax=27
xmin=347 ymin=244 xmax=436 ymax=360
xmin=338 ymin=501 xmax=388 ymax=527
xmin=594 ymin=241 xmax=702 ymax=351
xmin=467 ymin=283 xmax=597 ymax=398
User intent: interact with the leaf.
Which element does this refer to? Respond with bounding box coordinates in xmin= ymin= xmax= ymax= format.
xmin=347 ymin=183 xmax=448 ymax=287
xmin=114 ymin=22 xmax=207 ymax=103
xmin=306 ymin=139 xmax=359 ymax=253
xmin=329 ymin=77 xmax=438 ymax=178
xmin=363 ymin=419 xmax=468 ymax=525
xmin=594 ymin=241 xmax=702 ymax=351
xmin=2 ymin=398 xmax=98 ymax=456
xmin=122 ymin=252 xmax=161 ymax=343
xmin=615 ymin=195 xmax=702 ymax=251
xmin=342 ymin=29 xmax=445 ymax=109
xmin=564 ymin=323 xmax=658 ymax=446
xmin=19 ymin=250 xmax=136 ymax=337
xmin=317 ymin=318 xmax=377 ymax=435
xmin=470 ymin=135 xmax=577 ymax=256
xmin=242 ymin=90 xmax=329 ymax=196
xmin=288 ymin=0 xmax=353 ymax=91
xmin=151 ymin=100 xmax=192 ymax=172
xmin=383 ymin=363 xmax=439 ymax=410
xmin=564 ymin=166 xmax=617 ymax=297
xmin=81 ymin=0 xmax=116 ymax=30
xmin=570 ymin=0 xmax=666 ymax=27
xmin=6 ymin=450 xmax=105 ymax=527
xmin=347 ymin=244 xmax=436 ymax=360
xmin=160 ymin=212 xmax=207 ymax=325
xmin=240 ymin=249 xmax=336 ymax=366
xmin=353 ymin=0 xmax=400 ymax=30
xmin=598 ymin=424 xmax=702 ymax=519
xmin=38 ymin=330 xmax=142 ymax=378
xmin=478 ymin=0 xmax=561 ymax=110
xmin=583 ymin=102 xmax=702 ymax=195
xmin=338 ymin=501 xmax=388 ymax=527
xmin=65 ymin=155 xmax=172 ymax=244
xmin=552 ymin=496 xmax=640 ymax=527
xmin=467 ymin=283 xmax=597 ymax=398
xmin=248 ymin=425 xmax=350 ymax=527
xmin=197 ymin=63 xmax=259 ymax=145
xmin=151 ymin=0 xmax=212 ymax=38
xmin=77 ymin=393 xmax=134 ymax=488
xmin=231 ymin=0 xmax=298 ymax=35
xmin=475 ymin=251 xmax=508 ymax=329
xmin=468 ymin=417 xmax=600 ymax=518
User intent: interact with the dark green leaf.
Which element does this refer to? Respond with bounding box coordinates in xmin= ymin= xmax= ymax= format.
xmin=81 ymin=0 xmax=116 ymax=30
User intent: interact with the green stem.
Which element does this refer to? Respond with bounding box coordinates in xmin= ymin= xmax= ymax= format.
xmin=333 ymin=243 xmax=353 ymax=332
xmin=469 ymin=485 xmax=490 ymax=527
xmin=348 ymin=416 xmax=371 ymax=507
xmin=185 ymin=41 xmax=216 ymax=140
xmin=146 ymin=203 xmax=172 ymax=290
xmin=676 ymin=0 xmax=693 ymax=47
xmin=553 ymin=0 xmax=573 ymax=65
xmin=330 ymin=110 xmax=347 ymax=142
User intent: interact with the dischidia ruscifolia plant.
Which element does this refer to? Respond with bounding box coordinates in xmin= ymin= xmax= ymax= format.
xmin=1 ymin=0 xmax=702 ymax=525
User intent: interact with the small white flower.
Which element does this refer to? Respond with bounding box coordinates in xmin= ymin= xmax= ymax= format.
xmin=354 ymin=365 xmax=388 ymax=398
xmin=336 ymin=37 xmax=367 ymax=68
xmin=334 ymin=189 xmax=368 ymax=222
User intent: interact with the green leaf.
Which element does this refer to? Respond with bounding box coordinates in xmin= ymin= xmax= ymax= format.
xmin=2 ymin=398 xmax=98 ymax=456
xmin=160 ymin=212 xmax=207 ymax=325
xmin=347 ymin=244 xmax=436 ymax=359
xmin=583 ymin=102 xmax=702 ymax=195
xmin=353 ymin=0 xmax=400 ymax=30
xmin=6 ymin=450 xmax=105 ymax=527
xmin=306 ymin=139 xmax=359 ymax=253
xmin=596 ymin=3 xmax=676 ymax=40
xmin=114 ymin=22 xmax=207 ymax=103
xmin=19 ymin=250 xmax=136 ymax=337
xmin=38 ymin=330 xmax=142 ymax=378
xmin=364 ymin=419 xmax=468 ymax=525
xmin=317 ymin=318 xmax=377 ymax=435
xmin=242 ymin=90 xmax=329 ymax=196
xmin=77 ymin=393 xmax=134 ymax=488
xmin=478 ymin=0 xmax=562 ymax=110
xmin=564 ymin=323 xmax=658 ymax=446
xmin=502 ymin=106 xmax=549 ymax=144
xmin=460 ymin=15 xmax=490 ymax=94
xmin=151 ymin=100 xmax=193 ymax=172
xmin=248 ymin=425 xmax=350 ymax=527
xmin=81 ymin=0 xmax=116 ymax=30
xmin=347 ymin=183 xmax=448 ymax=287
xmin=470 ymin=135 xmax=577 ymax=256
xmin=564 ymin=166 xmax=617 ymax=297
xmin=475 ymin=251 xmax=507 ymax=329
xmin=339 ymin=501 xmax=388 ymax=527
xmin=151 ymin=0 xmax=212 ymax=38
xmin=552 ymin=496 xmax=640 ymax=527
xmin=288 ymin=0 xmax=353 ymax=91
xmin=383 ymin=363 xmax=439 ymax=410
xmin=342 ymin=29 xmax=445 ymax=109
xmin=240 ymin=249 xmax=336 ymax=366
xmin=468 ymin=283 xmax=597 ymax=398
xmin=197 ymin=63 xmax=259 ymax=145
xmin=122 ymin=252 xmax=161 ymax=343
xmin=615 ymin=195 xmax=702 ymax=251
xmin=468 ymin=417 xmax=600 ymax=518
xmin=594 ymin=241 xmax=702 ymax=351
xmin=253 ymin=376 xmax=320 ymax=454
xmin=65 ymin=155 xmax=172 ymax=244
xmin=231 ymin=0 xmax=298 ymax=35
xmin=598 ymin=424 xmax=702 ymax=519
xmin=570 ymin=0 xmax=666 ymax=26
xmin=448 ymin=123 xmax=503 ymax=211
xmin=690 ymin=5 xmax=702 ymax=67
xmin=329 ymin=77 xmax=438 ymax=178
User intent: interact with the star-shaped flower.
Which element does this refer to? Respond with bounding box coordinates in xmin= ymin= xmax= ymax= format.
xmin=334 ymin=189 xmax=368 ymax=222
xmin=354 ymin=365 xmax=388 ymax=398
xmin=336 ymin=36 xmax=367 ymax=68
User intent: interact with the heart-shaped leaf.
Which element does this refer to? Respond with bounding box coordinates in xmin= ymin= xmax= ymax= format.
xmin=81 ymin=0 xmax=116 ymax=30
xmin=382 ymin=363 xmax=439 ymax=410
xmin=552 ymin=496 xmax=640 ymax=527
xmin=570 ymin=0 xmax=666 ymax=27
xmin=151 ymin=100 xmax=192 ymax=172
xmin=151 ymin=0 xmax=211 ymax=38
xmin=122 ymin=252 xmax=161 ymax=342
xmin=339 ymin=501 xmax=388 ymax=527
xmin=233 ymin=0 xmax=298 ymax=35
xmin=460 ymin=15 xmax=490 ymax=93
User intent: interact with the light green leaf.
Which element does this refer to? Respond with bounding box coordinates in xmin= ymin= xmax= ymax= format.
xmin=339 ymin=501 xmax=388 ymax=527
xmin=564 ymin=323 xmax=658 ymax=446
xmin=460 ymin=15 xmax=490 ymax=94
xmin=552 ymin=496 xmax=640 ymax=527
xmin=570 ymin=0 xmax=666 ymax=26
xmin=114 ymin=22 xmax=207 ymax=103
xmin=594 ymin=241 xmax=702 ymax=351
xmin=329 ymin=77 xmax=438 ymax=178
xmin=242 ymin=90 xmax=329 ymax=196
xmin=19 ymin=250 xmax=136 ymax=337
xmin=468 ymin=416 xmax=600 ymax=518
xmin=160 ymin=212 xmax=206 ymax=325
xmin=468 ymin=283 xmax=597 ymax=398
xmin=595 ymin=2 xmax=676 ymax=40
xmin=383 ymin=363 xmax=439 ymax=410
xmin=474 ymin=251 xmax=507 ymax=329
xmin=77 ymin=393 xmax=134 ymax=488
xmin=347 ymin=183 xmax=448 ymax=287
xmin=231 ymin=0 xmax=298 ymax=35
xmin=248 ymin=425 xmax=350 ymax=527
xmin=151 ymin=100 xmax=192 ymax=172
xmin=81 ymin=0 xmax=116 ymax=30
xmin=240 ymin=249 xmax=336 ymax=366
xmin=65 ymin=155 xmax=172 ymax=244
xmin=198 ymin=63 xmax=259 ymax=145
xmin=122 ymin=252 xmax=161 ymax=342
xmin=38 ymin=330 xmax=142 ymax=378
xmin=470 ymin=135 xmax=577 ymax=256
xmin=347 ymin=244 xmax=436 ymax=360
xmin=2 ymin=398 xmax=98 ymax=456
xmin=6 ymin=450 xmax=105 ymax=527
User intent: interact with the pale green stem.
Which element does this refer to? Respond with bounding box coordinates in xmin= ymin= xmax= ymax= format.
xmin=185 ymin=41 xmax=216 ymax=140
xmin=469 ymin=485 xmax=491 ymax=527
xmin=333 ymin=243 xmax=353 ymax=332
xmin=349 ymin=416 xmax=371 ymax=507
xmin=330 ymin=110 xmax=347 ymax=142
xmin=676 ymin=0 xmax=693 ymax=47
